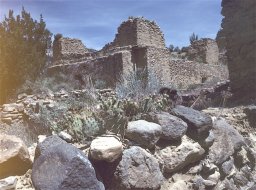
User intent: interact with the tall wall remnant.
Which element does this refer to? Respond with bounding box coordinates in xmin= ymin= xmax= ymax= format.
xmin=187 ymin=38 xmax=219 ymax=65
xmin=49 ymin=17 xmax=228 ymax=89
xmin=53 ymin=37 xmax=91 ymax=65
xmin=220 ymin=0 xmax=256 ymax=100
xmin=104 ymin=17 xmax=165 ymax=49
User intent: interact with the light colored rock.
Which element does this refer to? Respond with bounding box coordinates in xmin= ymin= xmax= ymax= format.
xmin=37 ymin=135 xmax=47 ymax=143
xmin=0 ymin=134 xmax=32 ymax=178
xmin=1 ymin=118 xmax=12 ymax=124
xmin=58 ymin=131 xmax=72 ymax=143
xmin=168 ymin=180 xmax=188 ymax=190
xmin=89 ymin=136 xmax=123 ymax=162
xmin=0 ymin=176 xmax=17 ymax=190
xmin=156 ymin=136 xmax=205 ymax=173
xmin=18 ymin=93 xmax=27 ymax=100
xmin=2 ymin=103 xmax=24 ymax=113
xmin=207 ymin=170 xmax=220 ymax=185
xmin=126 ymin=120 xmax=162 ymax=149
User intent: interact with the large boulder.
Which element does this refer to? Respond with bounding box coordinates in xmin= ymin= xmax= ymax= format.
xmin=154 ymin=112 xmax=188 ymax=141
xmin=170 ymin=105 xmax=212 ymax=135
xmin=156 ymin=136 xmax=205 ymax=173
xmin=89 ymin=135 xmax=123 ymax=162
xmin=32 ymin=136 xmax=104 ymax=190
xmin=0 ymin=134 xmax=32 ymax=178
xmin=126 ymin=120 xmax=162 ymax=149
xmin=208 ymin=118 xmax=245 ymax=165
xmin=111 ymin=146 xmax=164 ymax=190
xmin=34 ymin=135 xmax=66 ymax=160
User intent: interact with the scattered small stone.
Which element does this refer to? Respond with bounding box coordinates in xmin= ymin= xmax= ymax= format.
xmin=0 ymin=176 xmax=17 ymax=190
xmin=58 ymin=131 xmax=73 ymax=143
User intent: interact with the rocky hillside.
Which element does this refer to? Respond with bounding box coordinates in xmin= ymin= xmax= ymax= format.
xmin=0 ymin=87 xmax=255 ymax=190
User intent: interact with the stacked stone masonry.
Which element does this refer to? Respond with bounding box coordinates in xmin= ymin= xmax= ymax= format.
xmin=50 ymin=17 xmax=228 ymax=88
xmin=187 ymin=38 xmax=219 ymax=65
xmin=220 ymin=0 xmax=256 ymax=100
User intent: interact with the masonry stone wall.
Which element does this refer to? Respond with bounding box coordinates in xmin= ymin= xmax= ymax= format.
xmin=187 ymin=38 xmax=219 ymax=65
xmin=220 ymin=0 xmax=256 ymax=100
xmin=48 ymin=51 xmax=132 ymax=87
xmin=53 ymin=37 xmax=91 ymax=65
xmin=49 ymin=17 xmax=229 ymax=90
xmin=168 ymin=60 xmax=229 ymax=89
xmin=146 ymin=47 xmax=170 ymax=87
xmin=102 ymin=17 xmax=165 ymax=52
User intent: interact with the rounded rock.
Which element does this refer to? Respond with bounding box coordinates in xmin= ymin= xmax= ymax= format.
xmin=89 ymin=136 xmax=123 ymax=162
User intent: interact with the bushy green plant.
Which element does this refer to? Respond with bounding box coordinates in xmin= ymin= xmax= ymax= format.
xmin=0 ymin=7 xmax=52 ymax=104
xmin=97 ymin=92 xmax=171 ymax=139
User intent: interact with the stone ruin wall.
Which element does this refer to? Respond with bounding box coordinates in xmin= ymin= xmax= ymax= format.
xmin=169 ymin=60 xmax=229 ymax=89
xmin=49 ymin=17 xmax=229 ymax=90
xmin=48 ymin=51 xmax=132 ymax=87
xmin=102 ymin=17 xmax=165 ymax=52
xmin=52 ymin=37 xmax=92 ymax=65
xmin=146 ymin=47 xmax=171 ymax=87
xmin=220 ymin=0 xmax=256 ymax=100
xmin=187 ymin=38 xmax=219 ymax=65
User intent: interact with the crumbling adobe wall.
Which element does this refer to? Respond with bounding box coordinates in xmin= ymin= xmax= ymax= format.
xmin=53 ymin=37 xmax=91 ymax=65
xmin=187 ymin=38 xmax=219 ymax=65
xmin=220 ymin=0 xmax=256 ymax=100
xmin=102 ymin=17 xmax=165 ymax=51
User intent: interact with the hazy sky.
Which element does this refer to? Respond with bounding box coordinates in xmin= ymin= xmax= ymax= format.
xmin=0 ymin=0 xmax=223 ymax=50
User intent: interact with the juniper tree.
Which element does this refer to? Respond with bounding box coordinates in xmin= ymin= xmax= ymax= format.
xmin=0 ymin=7 xmax=52 ymax=103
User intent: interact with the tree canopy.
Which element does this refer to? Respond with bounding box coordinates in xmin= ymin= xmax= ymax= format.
xmin=0 ymin=7 xmax=52 ymax=103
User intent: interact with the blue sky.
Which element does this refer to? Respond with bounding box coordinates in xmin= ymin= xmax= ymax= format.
xmin=0 ymin=0 xmax=223 ymax=50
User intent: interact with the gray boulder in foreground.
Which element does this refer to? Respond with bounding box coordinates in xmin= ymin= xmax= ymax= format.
xmin=32 ymin=136 xmax=104 ymax=190
xmin=126 ymin=120 xmax=162 ymax=149
xmin=111 ymin=146 xmax=164 ymax=190
xmin=170 ymin=105 xmax=212 ymax=135
xmin=155 ymin=112 xmax=188 ymax=140
xmin=208 ymin=118 xmax=245 ymax=165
